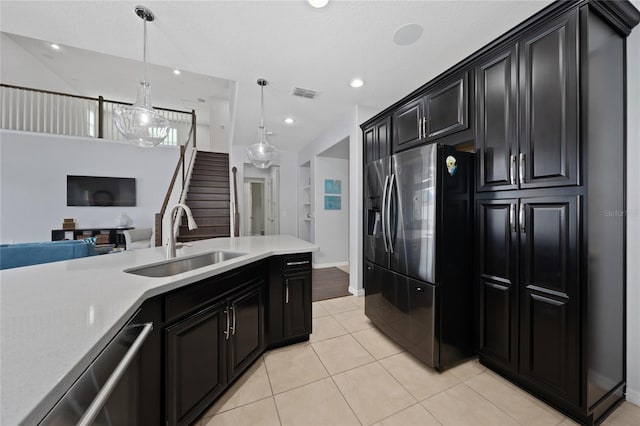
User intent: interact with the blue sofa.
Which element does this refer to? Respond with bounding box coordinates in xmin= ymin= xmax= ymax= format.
xmin=0 ymin=239 xmax=97 ymax=270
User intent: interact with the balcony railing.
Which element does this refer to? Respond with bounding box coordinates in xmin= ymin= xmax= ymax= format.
xmin=0 ymin=83 xmax=195 ymax=147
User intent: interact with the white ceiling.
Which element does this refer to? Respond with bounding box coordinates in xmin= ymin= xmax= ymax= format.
xmin=0 ymin=0 xmax=552 ymax=153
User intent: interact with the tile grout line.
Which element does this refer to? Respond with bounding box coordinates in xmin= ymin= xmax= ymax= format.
xmin=260 ymin=353 xmax=284 ymax=426
xmin=457 ymin=381 xmax=525 ymax=425
xmin=308 ymin=340 xmax=366 ymax=426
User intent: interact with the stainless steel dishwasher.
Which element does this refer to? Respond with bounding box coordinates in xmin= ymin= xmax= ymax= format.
xmin=39 ymin=311 xmax=153 ymax=425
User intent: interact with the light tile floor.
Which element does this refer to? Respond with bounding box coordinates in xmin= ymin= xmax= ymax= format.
xmin=196 ymin=296 xmax=640 ymax=426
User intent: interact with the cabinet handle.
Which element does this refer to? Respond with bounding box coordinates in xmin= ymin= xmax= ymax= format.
xmin=231 ymin=306 xmax=236 ymax=336
xmin=519 ymin=153 xmax=525 ymax=185
xmin=418 ymin=117 xmax=423 ymax=139
xmin=77 ymin=323 xmax=153 ymax=426
xmin=510 ymin=204 xmax=516 ymax=232
xmin=519 ymin=204 xmax=526 ymax=233
xmin=285 ymin=279 xmax=289 ymax=304
xmin=286 ymin=260 xmax=309 ymax=266
xmin=510 ymin=155 xmax=516 ymax=185
xmin=224 ymin=308 xmax=230 ymax=340
xmin=423 ymin=116 xmax=427 ymax=139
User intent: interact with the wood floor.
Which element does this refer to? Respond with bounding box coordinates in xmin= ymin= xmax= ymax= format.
xmin=312 ymin=267 xmax=350 ymax=302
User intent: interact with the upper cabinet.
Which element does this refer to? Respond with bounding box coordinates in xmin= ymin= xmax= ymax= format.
xmin=477 ymin=10 xmax=579 ymax=192
xmin=393 ymin=71 xmax=472 ymax=153
xmin=364 ymin=116 xmax=391 ymax=163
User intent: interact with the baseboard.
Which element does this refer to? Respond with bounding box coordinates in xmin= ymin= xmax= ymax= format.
xmin=312 ymin=261 xmax=349 ymax=269
xmin=348 ymin=286 xmax=364 ymax=296
xmin=627 ymin=387 xmax=640 ymax=406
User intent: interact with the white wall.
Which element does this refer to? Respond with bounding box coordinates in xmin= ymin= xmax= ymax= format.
xmin=0 ymin=130 xmax=178 ymax=243
xmin=0 ymin=33 xmax=78 ymax=94
xmin=313 ymin=157 xmax=349 ymax=268
xmin=298 ymin=105 xmax=380 ymax=295
xmin=626 ymin=2 xmax=640 ymax=405
xmin=229 ymin=145 xmax=297 ymax=238
xmin=207 ymin=97 xmax=231 ymax=153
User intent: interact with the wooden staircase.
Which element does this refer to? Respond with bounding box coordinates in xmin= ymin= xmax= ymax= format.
xmin=177 ymin=151 xmax=231 ymax=242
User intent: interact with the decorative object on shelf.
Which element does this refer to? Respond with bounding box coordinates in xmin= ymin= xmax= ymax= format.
xmin=324 ymin=179 xmax=342 ymax=194
xmin=324 ymin=195 xmax=341 ymax=210
xmin=62 ymin=218 xmax=75 ymax=230
xmin=246 ymin=79 xmax=277 ymax=169
xmin=113 ymin=5 xmax=169 ymax=147
xmin=115 ymin=212 xmax=133 ymax=227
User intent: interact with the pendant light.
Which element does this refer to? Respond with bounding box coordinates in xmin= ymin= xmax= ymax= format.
xmin=246 ymin=79 xmax=277 ymax=168
xmin=113 ymin=5 xmax=169 ymax=147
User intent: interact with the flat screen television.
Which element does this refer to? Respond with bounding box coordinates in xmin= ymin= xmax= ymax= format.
xmin=67 ymin=175 xmax=136 ymax=207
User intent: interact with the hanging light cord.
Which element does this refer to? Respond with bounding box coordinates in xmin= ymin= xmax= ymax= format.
xmin=143 ymin=16 xmax=148 ymax=84
xmin=259 ymin=83 xmax=266 ymax=143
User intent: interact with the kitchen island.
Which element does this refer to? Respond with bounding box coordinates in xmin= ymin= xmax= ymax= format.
xmin=0 ymin=235 xmax=317 ymax=425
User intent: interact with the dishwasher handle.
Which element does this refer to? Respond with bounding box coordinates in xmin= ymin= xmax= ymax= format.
xmin=77 ymin=322 xmax=153 ymax=426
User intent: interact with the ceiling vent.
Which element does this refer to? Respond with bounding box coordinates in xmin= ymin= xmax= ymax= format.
xmin=292 ymin=87 xmax=320 ymax=99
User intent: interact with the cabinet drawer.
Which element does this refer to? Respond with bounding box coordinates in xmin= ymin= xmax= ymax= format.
xmin=164 ymin=261 xmax=266 ymax=323
xmin=282 ymin=253 xmax=311 ymax=272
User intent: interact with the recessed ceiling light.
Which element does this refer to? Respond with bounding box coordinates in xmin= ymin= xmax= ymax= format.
xmin=50 ymin=43 xmax=61 ymax=50
xmin=173 ymin=69 xmax=181 ymax=75
xmin=393 ymin=23 xmax=424 ymax=46
xmin=350 ymin=78 xmax=364 ymax=88
xmin=308 ymin=0 xmax=329 ymax=8
xmin=284 ymin=117 xmax=295 ymax=125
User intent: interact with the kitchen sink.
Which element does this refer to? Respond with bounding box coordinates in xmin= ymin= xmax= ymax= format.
xmin=125 ymin=251 xmax=247 ymax=277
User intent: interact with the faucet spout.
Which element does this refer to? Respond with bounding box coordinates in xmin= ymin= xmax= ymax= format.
xmin=166 ymin=203 xmax=198 ymax=258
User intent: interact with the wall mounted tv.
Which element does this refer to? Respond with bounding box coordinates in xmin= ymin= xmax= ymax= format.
xmin=67 ymin=175 xmax=136 ymax=207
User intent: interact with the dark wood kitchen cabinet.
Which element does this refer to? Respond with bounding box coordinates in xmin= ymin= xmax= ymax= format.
xmin=267 ymin=253 xmax=312 ymax=346
xmin=164 ymin=261 xmax=267 ymax=426
xmin=165 ymin=301 xmax=227 ymax=426
xmin=362 ymin=1 xmax=638 ymax=424
xmin=392 ymin=71 xmax=471 ymax=153
xmin=364 ymin=116 xmax=391 ymax=163
xmin=476 ymin=11 xmax=578 ymax=192
xmin=477 ymin=195 xmax=580 ymax=403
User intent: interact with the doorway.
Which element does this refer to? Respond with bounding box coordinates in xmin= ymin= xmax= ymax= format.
xmin=244 ymin=178 xmax=265 ymax=236
xmin=242 ymin=165 xmax=280 ymax=236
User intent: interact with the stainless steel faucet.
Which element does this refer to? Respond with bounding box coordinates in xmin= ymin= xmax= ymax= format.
xmin=166 ymin=203 xmax=198 ymax=258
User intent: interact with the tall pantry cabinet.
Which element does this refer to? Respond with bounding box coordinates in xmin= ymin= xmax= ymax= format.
xmin=361 ymin=1 xmax=639 ymax=425
xmin=474 ymin=2 xmax=639 ymax=424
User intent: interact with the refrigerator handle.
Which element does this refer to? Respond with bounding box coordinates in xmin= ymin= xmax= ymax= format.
xmin=381 ymin=175 xmax=390 ymax=253
xmin=387 ymin=173 xmax=396 ymax=253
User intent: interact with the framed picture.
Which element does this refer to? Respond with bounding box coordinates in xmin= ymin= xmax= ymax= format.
xmin=324 ymin=179 xmax=342 ymax=195
xmin=324 ymin=196 xmax=341 ymax=210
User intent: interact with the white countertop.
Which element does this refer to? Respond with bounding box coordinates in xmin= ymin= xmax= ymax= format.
xmin=0 ymin=235 xmax=318 ymax=425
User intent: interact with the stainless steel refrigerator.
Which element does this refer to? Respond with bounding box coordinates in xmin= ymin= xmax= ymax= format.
xmin=364 ymin=143 xmax=473 ymax=370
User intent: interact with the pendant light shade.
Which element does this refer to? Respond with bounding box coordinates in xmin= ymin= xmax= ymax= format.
xmin=113 ymin=6 xmax=169 ymax=147
xmin=246 ymin=79 xmax=277 ymax=168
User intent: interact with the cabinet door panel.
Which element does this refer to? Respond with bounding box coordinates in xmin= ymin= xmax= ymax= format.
xmin=476 ymin=199 xmax=518 ymax=370
xmin=229 ymin=284 xmax=264 ymax=381
xmin=519 ymin=11 xmax=578 ymax=188
xmin=376 ymin=117 xmax=391 ymax=159
xmin=426 ymin=73 xmax=468 ymax=141
xmin=364 ymin=126 xmax=376 ymax=164
xmin=283 ymin=272 xmax=312 ymax=339
xmin=519 ymin=195 xmax=579 ymax=404
xmin=166 ymin=302 xmax=226 ymax=426
xmin=476 ymin=46 xmax=518 ymax=191
xmin=393 ymin=98 xmax=424 ymax=150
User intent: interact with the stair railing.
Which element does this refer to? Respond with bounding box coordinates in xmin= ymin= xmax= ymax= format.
xmin=0 ymin=83 xmax=194 ymax=146
xmin=154 ymin=112 xmax=197 ymax=247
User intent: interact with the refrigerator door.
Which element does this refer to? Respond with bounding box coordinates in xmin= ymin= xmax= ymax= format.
xmin=365 ymin=157 xmax=390 ymax=268
xmin=389 ymin=144 xmax=438 ymax=284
